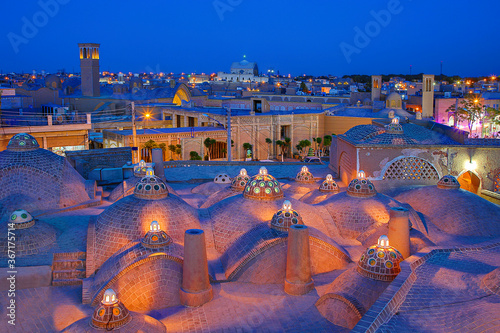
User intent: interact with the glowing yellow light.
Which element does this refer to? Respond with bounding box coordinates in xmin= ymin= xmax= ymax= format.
xmin=465 ymin=160 xmax=476 ymax=171
xmin=378 ymin=235 xmax=389 ymax=247
xmin=145 ymin=113 xmax=151 ymax=119
xmin=150 ymin=220 xmax=160 ymax=231
xmin=358 ymin=170 xmax=366 ymax=179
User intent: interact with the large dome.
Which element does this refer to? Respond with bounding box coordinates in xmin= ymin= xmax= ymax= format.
xmin=393 ymin=183 xmax=500 ymax=237
xmin=243 ymin=167 xmax=284 ymax=201
xmin=93 ymin=182 xmax=199 ymax=269
xmin=0 ymin=134 xmax=90 ymax=217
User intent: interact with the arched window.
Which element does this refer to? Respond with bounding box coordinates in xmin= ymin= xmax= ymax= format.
xmin=383 ymin=157 xmax=439 ymax=181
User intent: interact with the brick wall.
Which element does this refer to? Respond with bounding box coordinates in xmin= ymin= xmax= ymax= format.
xmin=66 ymin=147 xmax=132 ymax=179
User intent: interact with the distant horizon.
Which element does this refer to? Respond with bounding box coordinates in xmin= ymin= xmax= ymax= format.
xmin=1 ymin=1 xmax=498 ymax=77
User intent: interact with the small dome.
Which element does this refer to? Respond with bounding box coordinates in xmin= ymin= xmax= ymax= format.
xmin=9 ymin=209 xmax=35 ymax=229
xmin=91 ymin=289 xmax=132 ymax=329
xmin=295 ymin=166 xmax=315 ymax=183
xmin=243 ymin=167 xmax=284 ymax=201
xmin=270 ymin=200 xmax=303 ymax=231
xmin=231 ymin=168 xmax=250 ymax=191
xmin=134 ymin=174 xmax=169 ymax=200
xmin=141 ymin=221 xmax=172 ymax=248
xmin=319 ymin=174 xmax=339 ymax=193
xmin=357 ymin=235 xmax=403 ymax=281
xmin=347 ymin=171 xmax=377 ymax=198
xmin=214 ymin=173 xmax=231 ymax=184
xmin=385 ymin=117 xmax=404 ymax=134
xmin=437 ymin=175 xmax=460 ymax=189
xmin=7 ymin=133 xmax=40 ymax=151
xmin=133 ymin=160 xmax=151 ymax=177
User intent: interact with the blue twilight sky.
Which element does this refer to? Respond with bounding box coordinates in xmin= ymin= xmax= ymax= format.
xmin=0 ymin=0 xmax=499 ymax=77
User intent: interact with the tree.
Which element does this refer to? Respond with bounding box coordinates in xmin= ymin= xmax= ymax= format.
xmin=158 ymin=143 xmax=167 ymax=160
xmin=276 ymin=140 xmax=285 ymax=162
xmin=323 ymin=135 xmax=332 ymax=156
xmin=175 ymin=144 xmax=182 ymax=160
xmin=189 ymin=151 xmax=202 ymax=160
xmin=265 ymin=138 xmax=272 ymax=159
xmin=300 ymin=82 xmax=309 ymax=94
xmin=446 ymin=94 xmax=483 ymax=136
xmin=296 ymin=139 xmax=311 ymax=159
xmin=168 ymin=144 xmax=177 ymax=160
xmin=142 ymin=139 xmax=158 ymax=162
xmin=204 ymin=137 xmax=216 ymax=160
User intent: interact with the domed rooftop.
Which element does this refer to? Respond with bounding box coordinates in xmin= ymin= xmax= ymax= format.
xmin=243 ymin=167 xmax=284 ymax=201
xmin=9 ymin=209 xmax=35 ymax=229
xmin=141 ymin=221 xmax=172 ymax=248
xmin=62 ymin=288 xmax=166 ymax=332
xmin=231 ymin=168 xmax=250 ymax=191
xmin=386 ymin=92 xmax=402 ymax=109
xmin=347 ymin=171 xmax=377 ymax=198
xmin=437 ymin=175 xmax=460 ymax=189
xmin=319 ymin=174 xmax=339 ymax=193
xmin=295 ymin=166 xmax=315 ymax=183
xmin=93 ymin=183 xmax=199 ymax=269
xmin=0 ymin=209 xmax=56 ymax=257
xmin=133 ymin=173 xmax=169 ymax=199
xmin=0 ymin=134 xmax=90 ymax=217
xmin=393 ymin=184 xmax=500 ymax=237
xmin=270 ymin=200 xmax=304 ymax=231
xmin=7 ymin=133 xmax=40 ymax=151
xmin=385 ymin=117 xmax=404 ymax=134
xmin=91 ymin=289 xmax=131 ymax=329
xmin=214 ymin=173 xmax=231 ymax=184
xmin=357 ymin=235 xmax=403 ymax=281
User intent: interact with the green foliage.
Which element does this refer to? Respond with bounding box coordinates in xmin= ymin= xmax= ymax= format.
xmin=446 ymin=94 xmax=483 ymax=134
xmin=300 ymin=81 xmax=309 ymax=93
xmin=323 ymin=135 xmax=332 ymax=147
xmin=189 ymin=151 xmax=202 ymax=160
xmin=243 ymin=142 xmax=253 ymax=150
xmin=265 ymin=138 xmax=272 ymax=144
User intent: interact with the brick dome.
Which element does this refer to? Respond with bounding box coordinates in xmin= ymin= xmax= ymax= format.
xmin=243 ymin=167 xmax=284 ymax=201
xmin=91 ymin=289 xmax=132 ymax=329
xmin=133 ymin=173 xmax=169 ymax=199
xmin=347 ymin=171 xmax=376 ymax=198
xmin=437 ymin=175 xmax=460 ymax=189
xmin=295 ymin=166 xmax=315 ymax=183
xmin=385 ymin=117 xmax=404 ymax=134
xmin=7 ymin=133 xmax=39 ymax=151
xmin=231 ymin=168 xmax=250 ymax=191
xmin=319 ymin=174 xmax=339 ymax=193
xmin=357 ymin=235 xmax=403 ymax=282
xmin=9 ymin=209 xmax=35 ymax=229
xmin=270 ymin=200 xmax=304 ymax=231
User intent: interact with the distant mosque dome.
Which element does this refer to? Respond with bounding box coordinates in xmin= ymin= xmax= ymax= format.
xmin=386 ymin=92 xmax=402 ymax=109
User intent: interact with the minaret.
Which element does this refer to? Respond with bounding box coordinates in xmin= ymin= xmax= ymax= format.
xmin=78 ymin=43 xmax=100 ymax=97
xmin=422 ymin=74 xmax=434 ymax=118
xmin=371 ymin=75 xmax=382 ymax=102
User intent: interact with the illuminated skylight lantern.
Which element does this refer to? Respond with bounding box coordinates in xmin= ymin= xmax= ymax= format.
xmin=231 ymin=168 xmax=250 ymax=191
xmin=142 ymin=220 xmax=172 ymax=248
xmin=347 ymin=170 xmax=377 ymax=198
xmin=134 ymin=159 xmax=149 ymax=177
xmin=243 ymin=167 xmax=284 ymax=200
xmin=357 ymin=235 xmax=403 ymax=282
xmin=319 ymin=174 xmax=339 ymax=193
xmin=271 ymin=200 xmax=304 ymax=231
xmin=295 ymin=166 xmax=315 ymax=183
xmin=385 ymin=117 xmax=404 ymax=134
xmin=91 ymin=289 xmax=132 ymax=329
xmin=146 ymin=167 xmax=154 ymax=176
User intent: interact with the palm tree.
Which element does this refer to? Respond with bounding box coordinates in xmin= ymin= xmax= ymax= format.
xmin=265 ymin=138 xmax=272 ymax=159
xmin=204 ymin=138 xmax=216 ymax=161
xmin=142 ymin=139 xmax=158 ymax=162
xmin=168 ymin=144 xmax=177 ymax=160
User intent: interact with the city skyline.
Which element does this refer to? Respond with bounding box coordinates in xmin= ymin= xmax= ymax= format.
xmin=1 ymin=0 xmax=499 ymax=76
